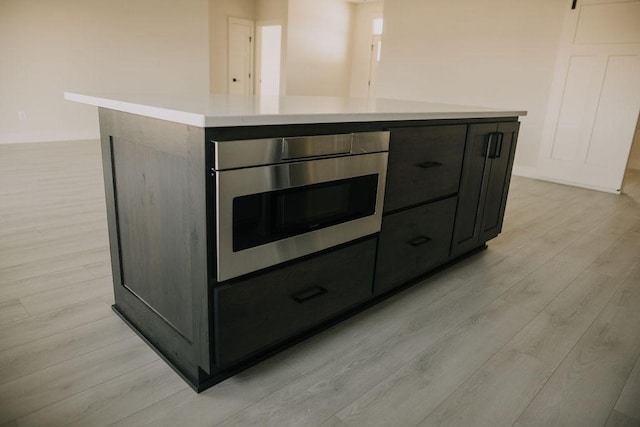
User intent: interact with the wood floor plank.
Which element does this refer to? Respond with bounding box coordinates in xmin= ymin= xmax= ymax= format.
xmin=0 ymin=298 xmax=112 ymax=352
xmin=0 ymin=336 xmax=157 ymax=425
xmin=0 ymin=231 xmax=108 ymax=270
xmin=82 ymin=260 xmax=113 ymax=278
xmin=606 ymin=410 xmax=640 ymax=427
xmin=19 ymin=275 xmax=112 ymax=316
xmin=112 ymin=353 xmax=303 ymax=427
xmin=0 ymin=300 xmax=29 ymax=325
xmin=33 ymin=220 xmax=107 ymax=244
xmin=335 ymin=299 xmax=537 ymax=426
xmin=613 ymin=348 xmax=640 ymax=421
xmin=500 ymin=257 xmax=588 ymax=313
xmin=0 ymin=211 xmax=107 ymax=237
xmin=0 ymin=316 xmax=133 ymax=385
xmin=0 ymin=267 xmax=99 ymax=303
xmin=216 ymin=335 xmax=404 ymax=426
xmin=419 ymin=349 xmax=554 ymax=427
xmin=552 ymin=228 xmax=621 ymax=270
xmin=0 ymin=247 xmax=109 ymax=285
xmin=15 ymin=360 xmax=187 ymax=427
xmin=320 ymin=416 xmax=351 ymax=427
xmin=516 ymin=264 xmax=640 ymax=427
xmin=505 ymin=268 xmax=621 ymax=366
xmin=588 ymin=230 xmax=640 ymax=279
xmin=490 ymin=217 xmax=582 ymax=262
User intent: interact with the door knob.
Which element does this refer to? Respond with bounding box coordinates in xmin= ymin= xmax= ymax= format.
xmin=232 ymin=78 xmax=237 ymax=82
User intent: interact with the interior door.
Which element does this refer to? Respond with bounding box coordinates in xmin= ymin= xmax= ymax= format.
xmin=538 ymin=0 xmax=640 ymax=193
xmin=228 ymin=17 xmax=254 ymax=95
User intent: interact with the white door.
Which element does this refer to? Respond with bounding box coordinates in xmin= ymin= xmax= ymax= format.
xmin=538 ymin=0 xmax=640 ymax=193
xmin=228 ymin=17 xmax=254 ymax=95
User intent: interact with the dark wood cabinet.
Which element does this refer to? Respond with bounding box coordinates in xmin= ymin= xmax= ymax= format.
xmin=214 ymin=238 xmax=376 ymax=367
xmin=375 ymin=197 xmax=457 ymax=294
xmin=451 ymin=122 xmax=520 ymax=257
xmin=375 ymin=125 xmax=466 ymax=294
xmin=383 ymin=125 xmax=466 ymax=212
xmin=98 ymin=108 xmax=520 ymax=392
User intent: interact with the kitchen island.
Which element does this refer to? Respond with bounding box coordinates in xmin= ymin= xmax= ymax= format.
xmin=65 ymin=92 xmax=526 ymax=391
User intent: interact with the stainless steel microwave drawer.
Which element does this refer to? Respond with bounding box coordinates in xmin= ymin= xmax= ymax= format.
xmin=384 ymin=125 xmax=466 ymax=212
xmin=213 ymin=237 xmax=376 ymax=368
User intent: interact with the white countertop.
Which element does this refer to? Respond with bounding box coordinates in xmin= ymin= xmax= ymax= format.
xmin=64 ymin=92 xmax=526 ymax=127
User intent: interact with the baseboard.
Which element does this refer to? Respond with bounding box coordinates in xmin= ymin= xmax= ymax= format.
xmin=534 ymin=175 xmax=620 ymax=194
xmin=511 ymin=164 xmax=622 ymax=194
xmin=511 ymin=165 xmax=539 ymax=179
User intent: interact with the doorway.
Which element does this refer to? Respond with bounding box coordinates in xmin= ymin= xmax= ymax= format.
xmin=367 ymin=17 xmax=384 ymax=99
xmin=256 ymin=24 xmax=282 ymax=97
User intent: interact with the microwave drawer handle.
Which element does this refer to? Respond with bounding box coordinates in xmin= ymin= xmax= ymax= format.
xmin=282 ymin=134 xmax=353 ymax=160
xmin=291 ymin=286 xmax=328 ymax=304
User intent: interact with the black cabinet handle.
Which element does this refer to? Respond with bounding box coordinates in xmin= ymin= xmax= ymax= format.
xmin=487 ymin=133 xmax=504 ymax=159
xmin=415 ymin=161 xmax=442 ymax=169
xmin=495 ymin=133 xmax=504 ymax=159
xmin=291 ymin=286 xmax=327 ymax=303
xmin=408 ymin=235 xmax=432 ymax=246
xmin=485 ymin=134 xmax=495 ymax=159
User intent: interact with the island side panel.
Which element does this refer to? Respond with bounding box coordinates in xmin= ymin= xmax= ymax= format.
xmin=98 ymin=108 xmax=210 ymax=382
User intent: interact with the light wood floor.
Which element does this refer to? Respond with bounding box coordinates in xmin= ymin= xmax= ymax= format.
xmin=1 ymin=140 xmax=639 ymax=427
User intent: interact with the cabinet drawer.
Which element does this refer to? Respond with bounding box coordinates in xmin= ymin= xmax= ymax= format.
xmin=384 ymin=125 xmax=466 ymax=212
xmin=375 ymin=197 xmax=457 ymax=294
xmin=214 ymin=238 xmax=376 ymax=367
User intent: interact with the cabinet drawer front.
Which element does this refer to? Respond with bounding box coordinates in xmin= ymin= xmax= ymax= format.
xmin=375 ymin=197 xmax=457 ymax=294
xmin=214 ymin=238 xmax=376 ymax=367
xmin=384 ymin=125 xmax=466 ymax=212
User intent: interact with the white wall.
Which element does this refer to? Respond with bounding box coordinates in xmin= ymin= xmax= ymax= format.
xmin=209 ymin=0 xmax=256 ymax=94
xmin=0 ymin=0 xmax=209 ymax=144
xmin=285 ymin=0 xmax=354 ymax=97
xmin=377 ymin=0 xmax=567 ymax=170
xmin=349 ymin=1 xmax=383 ymax=98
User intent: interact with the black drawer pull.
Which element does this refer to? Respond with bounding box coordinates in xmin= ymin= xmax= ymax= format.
xmin=291 ymin=286 xmax=328 ymax=303
xmin=408 ymin=236 xmax=432 ymax=246
xmin=495 ymin=133 xmax=504 ymax=159
xmin=487 ymin=133 xmax=504 ymax=159
xmin=416 ymin=161 xmax=442 ymax=169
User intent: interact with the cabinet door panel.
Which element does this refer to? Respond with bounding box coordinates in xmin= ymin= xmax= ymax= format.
xmin=479 ymin=122 xmax=519 ymax=242
xmin=375 ymin=197 xmax=457 ymax=294
xmin=384 ymin=125 xmax=466 ymax=212
xmin=450 ymin=123 xmax=495 ymax=257
xmin=214 ymin=238 xmax=375 ymax=367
